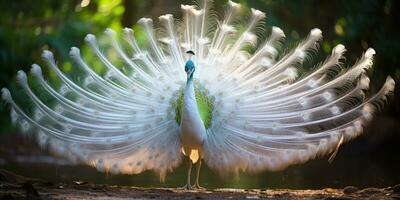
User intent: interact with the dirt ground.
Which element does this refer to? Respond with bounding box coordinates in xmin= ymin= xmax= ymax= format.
xmin=0 ymin=169 xmax=399 ymax=200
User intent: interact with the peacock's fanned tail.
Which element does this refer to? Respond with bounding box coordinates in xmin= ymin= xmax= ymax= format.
xmin=1 ymin=29 xmax=185 ymax=181
xmin=2 ymin=0 xmax=395 ymax=178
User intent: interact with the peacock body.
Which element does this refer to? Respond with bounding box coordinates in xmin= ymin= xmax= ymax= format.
xmin=1 ymin=0 xmax=395 ymax=187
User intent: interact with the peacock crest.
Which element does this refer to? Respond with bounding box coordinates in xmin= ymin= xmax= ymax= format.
xmin=1 ymin=0 xmax=395 ymax=185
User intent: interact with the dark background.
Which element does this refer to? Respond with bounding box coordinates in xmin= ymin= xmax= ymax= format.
xmin=0 ymin=0 xmax=399 ymax=189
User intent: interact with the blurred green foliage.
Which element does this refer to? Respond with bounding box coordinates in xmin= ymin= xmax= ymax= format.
xmin=0 ymin=0 xmax=399 ymax=133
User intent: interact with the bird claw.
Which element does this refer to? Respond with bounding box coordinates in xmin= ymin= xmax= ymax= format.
xmin=193 ymin=184 xmax=205 ymax=190
xmin=179 ymin=184 xmax=193 ymax=190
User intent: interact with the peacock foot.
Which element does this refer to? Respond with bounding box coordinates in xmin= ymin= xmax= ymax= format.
xmin=179 ymin=184 xmax=193 ymax=190
xmin=193 ymin=184 xmax=205 ymax=190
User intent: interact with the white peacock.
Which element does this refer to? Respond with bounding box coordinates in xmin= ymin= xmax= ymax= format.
xmin=1 ymin=0 xmax=395 ymax=189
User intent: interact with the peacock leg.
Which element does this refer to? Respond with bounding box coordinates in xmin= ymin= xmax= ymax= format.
xmin=193 ymin=159 xmax=205 ymax=189
xmin=180 ymin=159 xmax=193 ymax=190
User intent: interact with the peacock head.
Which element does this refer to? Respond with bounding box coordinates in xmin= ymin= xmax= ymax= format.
xmin=185 ymin=50 xmax=195 ymax=78
xmin=186 ymin=50 xmax=195 ymax=60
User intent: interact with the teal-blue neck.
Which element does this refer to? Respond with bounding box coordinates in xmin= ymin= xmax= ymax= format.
xmin=187 ymin=74 xmax=194 ymax=83
xmin=185 ymin=59 xmax=195 ymax=82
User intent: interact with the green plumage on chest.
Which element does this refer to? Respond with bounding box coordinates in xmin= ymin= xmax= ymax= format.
xmin=174 ymin=84 xmax=214 ymax=129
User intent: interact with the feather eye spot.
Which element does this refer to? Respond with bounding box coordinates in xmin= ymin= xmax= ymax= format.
xmin=260 ymin=58 xmax=272 ymax=68
xmin=84 ymin=76 xmax=94 ymax=86
xmin=354 ymin=120 xmax=362 ymax=129
xmin=345 ymin=126 xmax=354 ymax=136
xmin=10 ymin=108 xmax=19 ymax=124
xmin=54 ymin=104 xmax=64 ymax=114
xmin=319 ymin=139 xmax=328 ymax=147
xmin=34 ymin=110 xmax=44 ymax=121
xmin=156 ymin=117 xmax=163 ymax=124
xmin=285 ymin=67 xmax=297 ymax=79
xmin=295 ymin=131 xmax=306 ymax=138
xmin=354 ymin=120 xmax=363 ymax=132
xmin=363 ymin=112 xmax=373 ymax=121
xmin=37 ymin=130 xmax=48 ymax=147
xmin=104 ymin=70 xmax=114 ymax=79
xmin=301 ymin=113 xmax=311 ymax=121
xmin=298 ymin=97 xmax=308 ymax=107
xmin=360 ymin=75 xmax=370 ymax=90
xmin=323 ymin=91 xmax=333 ymax=101
xmin=63 ymin=124 xmax=73 ymax=133
xmin=220 ymin=24 xmax=236 ymax=33
xmin=235 ymin=98 xmax=240 ymax=104
xmin=77 ymin=99 xmax=85 ymax=106
xmin=111 ymin=164 xmax=120 ymax=173
xmin=330 ymin=106 xmax=341 ymax=115
xmin=54 ymin=145 xmax=66 ymax=155
xmin=362 ymin=105 xmax=374 ymax=121
xmin=59 ymin=85 xmax=69 ymax=95
xmin=20 ymin=120 xmax=31 ymax=132
xmin=263 ymin=45 xmax=278 ymax=58
xmin=256 ymin=135 xmax=262 ymax=141
xmin=243 ymin=32 xmax=256 ymax=43
xmin=296 ymin=49 xmax=306 ymax=59
xmin=307 ymin=79 xmax=318 ymax=88
xmin=272 ymin=123 xmax=279 ymax=131
xmin=90 ymin=131 xmax=100 ymax=137
xmin=148 ymin=108 xmax=155 ymax=113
